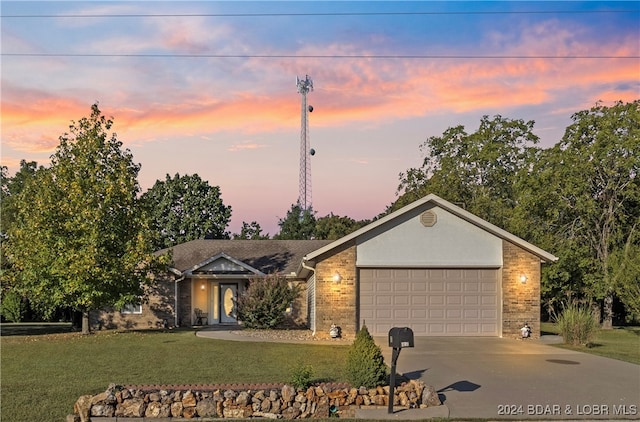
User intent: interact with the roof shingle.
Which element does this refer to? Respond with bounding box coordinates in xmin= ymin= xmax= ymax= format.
xmin=158 ymin=239 xmax=334 ymax=275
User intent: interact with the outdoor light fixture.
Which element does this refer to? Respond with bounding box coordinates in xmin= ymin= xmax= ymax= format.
xmin=332 ymin=272 xmax=342 ymax=283
xmin=519 ymin=274 xmax=528 ymax=284
xmin=201 ymin=283 xmax=206 ymax=290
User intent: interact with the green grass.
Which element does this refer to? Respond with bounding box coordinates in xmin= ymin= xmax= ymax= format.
xmin=0 ymin=328 xmax=349 ymax=422
xmin=541 ymin=322 xmax=640 ymax=364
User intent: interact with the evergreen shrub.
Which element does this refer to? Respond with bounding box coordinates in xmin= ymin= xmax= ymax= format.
xmin=345 ymin=324 xmax=388 ymax=388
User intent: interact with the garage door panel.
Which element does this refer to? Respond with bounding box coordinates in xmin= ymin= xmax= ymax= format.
xmin=429 ymin=309 xmax=444 ymax=318
xmin=360 ymin=268 xmax=499 ymax=336
xmin=411 ymin=309 xmax=427 ymax=319
xmin=429 ymin=282 xmax=445 ymax=292
xmin=393 ymin=309 xmax=409 ymax=319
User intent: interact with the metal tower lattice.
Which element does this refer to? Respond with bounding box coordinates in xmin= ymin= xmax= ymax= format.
xmin=296 ymin=75 xmax=313 ymax=211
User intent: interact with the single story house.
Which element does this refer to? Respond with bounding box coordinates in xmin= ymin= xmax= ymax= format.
xmin=93 ymin=194 xmax=557 ymax=339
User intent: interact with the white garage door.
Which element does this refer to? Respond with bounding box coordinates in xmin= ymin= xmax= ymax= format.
xmin=359 ymin=268 xmax=499 ymax=336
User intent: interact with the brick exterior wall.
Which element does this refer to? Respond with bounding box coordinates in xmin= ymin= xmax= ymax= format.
xmin=502 ymin=240 xmax=542 ymax=339
xmin=177 ymin=278 xmax=192 ymax=327
xmin=313 ymin=241 xmax=357 ymax=339
xmin=281 ymin=280 xmax=308 ymax=328
xmin=92 ymin=274 xmax=176 ymax=330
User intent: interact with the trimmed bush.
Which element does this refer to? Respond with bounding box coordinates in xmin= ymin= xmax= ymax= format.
xmin=345 ymin=325 xmax=388 ymax=388
xmin=235 ymin=273 xmax=302 ymax=329
xmin=554 ymin=302 xmax=598 ymax=346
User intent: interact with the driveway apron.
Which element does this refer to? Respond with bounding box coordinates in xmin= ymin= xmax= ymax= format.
xmin=374 ymin=337 xmax=640 ymax=420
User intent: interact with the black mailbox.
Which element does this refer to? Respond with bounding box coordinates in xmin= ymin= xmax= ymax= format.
xmin=388 ymin=327 xmax=414 ymax=348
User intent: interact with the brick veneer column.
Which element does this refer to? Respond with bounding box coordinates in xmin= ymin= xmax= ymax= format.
xmin=313 ymin=242 xmax=357 ymax=339
xmin=502 ymin=240 xmax=541 ymax=338
xmin=177 ymin=279 xmax=192 ymax=327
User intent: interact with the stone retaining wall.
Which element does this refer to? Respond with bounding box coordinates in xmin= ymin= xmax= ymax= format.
xmin=70 ymin=380 xmax=441 ymax=421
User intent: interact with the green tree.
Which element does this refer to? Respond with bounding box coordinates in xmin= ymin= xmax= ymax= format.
xmin=5 ymin=103 xmax=165 ymax=334
xmin=0 ymin=290 xmax=26 ymax=322
xmin=274 ymin=203 xmax=316 ymax=240
xmin=1 ymin=161 xmax=41 ymax=239
xmin=516 ymin=101 xmax=640 ymax=327
xmin=395 ymin=115 xmax=540 ymax=229
xmin=610 ymin=225 xmax=640 ymax=322
xmin=233 ymin=221 xmax=270 ymax=239
xmin=314 ymin=213 xmax=369 ymax=240
xmin=1 ymin=161 xmax=42 ymax=301
xmin=141 ymin=173 xmax=232 ymax=249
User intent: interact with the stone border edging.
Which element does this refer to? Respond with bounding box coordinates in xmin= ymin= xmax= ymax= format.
xmin=69 ymin=381 xmax=442 ymax=421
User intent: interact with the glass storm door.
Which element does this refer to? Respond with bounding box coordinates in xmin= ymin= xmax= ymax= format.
xmin=220 ymin=284 xmax=237 ymax=323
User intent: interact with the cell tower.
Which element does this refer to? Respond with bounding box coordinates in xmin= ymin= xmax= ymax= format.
xmin=296 ymin=75 xmax=314 ymax=211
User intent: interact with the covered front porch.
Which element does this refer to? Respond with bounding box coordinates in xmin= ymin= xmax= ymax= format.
xmin=190 ymin=278 xmax=248 ymax=326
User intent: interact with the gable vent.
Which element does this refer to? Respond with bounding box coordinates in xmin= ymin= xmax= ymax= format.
xmin=420 ymin=210 xmax=437 ymax=227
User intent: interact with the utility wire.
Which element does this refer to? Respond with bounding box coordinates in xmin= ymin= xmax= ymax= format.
xmin=2 ymin=53 xmax=638 ymax=59
xmin=2 ymin=10 xmax=638 ymax=18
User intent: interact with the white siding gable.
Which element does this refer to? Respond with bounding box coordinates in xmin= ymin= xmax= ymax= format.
xmin=356 ymin=205 xmax=502 ymax=267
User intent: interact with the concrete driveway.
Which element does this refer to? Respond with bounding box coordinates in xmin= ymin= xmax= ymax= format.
xmin=373 ymin=336 xmax=640 ymax=419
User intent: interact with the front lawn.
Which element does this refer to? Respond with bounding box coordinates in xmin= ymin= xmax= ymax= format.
xmin=0 ymin=328 xmax=349 ymax=422
xmin=541 ymin=323 xmax=640 ymax=365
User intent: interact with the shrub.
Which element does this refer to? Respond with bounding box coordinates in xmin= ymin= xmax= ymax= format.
xmin=0 ymin=290 xmax=26 ymax=322
xmin=290 ymin=362 xmax=314 ymax=390
xmin=345 ymin=325 xmax=388 ymax=388
xmin=554 ymin=302 xmax=599 ymax=346
xmin=235 ymin=273 xmax=302 ymax=329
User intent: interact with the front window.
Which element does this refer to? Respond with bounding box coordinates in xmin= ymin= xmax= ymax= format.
xmin=121 ymin=303 xmax=142 ymax=314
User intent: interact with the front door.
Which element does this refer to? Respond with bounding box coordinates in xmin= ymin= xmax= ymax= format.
xmin=220 ymin=284 xmax=237 ymax=323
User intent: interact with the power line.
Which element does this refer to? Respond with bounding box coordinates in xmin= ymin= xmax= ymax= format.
xmin=2 ymin=10 xmax=638 ymax=18
xmin=2 ymin=53 xmax=638 ymax=59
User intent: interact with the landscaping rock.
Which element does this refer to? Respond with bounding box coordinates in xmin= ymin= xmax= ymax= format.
xmin=73 ymin=380 xmax=442 ymax=419
xmin=183 ymin=406 xmax=197 ymax=418
xmin=196 ymin=398 xmax=217 ymax=417
xmin=171 ymin=401 xmax=184 ymax=417
xmin=145 ymin=401 xmax=170 ymax=417
xmin=421 ymin=384 xmax=441 ymax=407
xmin=93 ymin=403 xmax=115 ymax=417
xmin=281 ymin=384 xmax=296 ymax=403
xmin=119 ymin=398 xmax=145 ymax=417
xmin=282 ymin=406 xmax=301 ymax=419
xmin=74 ymin=395 xmax=92 ymax=422
xmin=182 ymin=390 xmax=197 ymax=407
xmin=236 ymin=391 xmax=250 ymax=406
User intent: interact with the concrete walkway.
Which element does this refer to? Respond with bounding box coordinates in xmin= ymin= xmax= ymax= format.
xmin=197 ymin=329 xmax=640 ymax=420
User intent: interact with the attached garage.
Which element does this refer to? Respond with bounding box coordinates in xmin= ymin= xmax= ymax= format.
xmin=359 ymin=268 xmax=499 ymax=336
xmin=302 ymin=194 xmax=558 ymax=339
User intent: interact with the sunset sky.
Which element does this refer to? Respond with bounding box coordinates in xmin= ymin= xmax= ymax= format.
xmin=2 ymin=1 xmax=638 ymax=236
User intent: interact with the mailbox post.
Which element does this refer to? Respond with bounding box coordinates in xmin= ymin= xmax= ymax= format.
xmin=387 ymin=327 xmax=414 ymax=414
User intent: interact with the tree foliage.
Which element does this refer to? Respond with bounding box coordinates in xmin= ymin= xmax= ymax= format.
xmin=517 ymin=100 xmax=640 ymax=327
xmin=141 ymin=173 xmax=232 ymax=249
xmin=235 ymin=273 xmax=302 ymax=329
xmin=274 ymin=204 xmax=317 ymax=240
xmin=274 ymin=204 xmax=369 ymax=240
xmin=234 ymin=221 xmax=270 ymax=239
xmin=395 ymin=115 xmax=540 ymax=228
xmin=395 ymin=102 xmax=640 ymax=325
xmin=4 ymin=104 xmax=166 ymax=333
xmin=315 ymin=213 xmax=369 ymax=240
